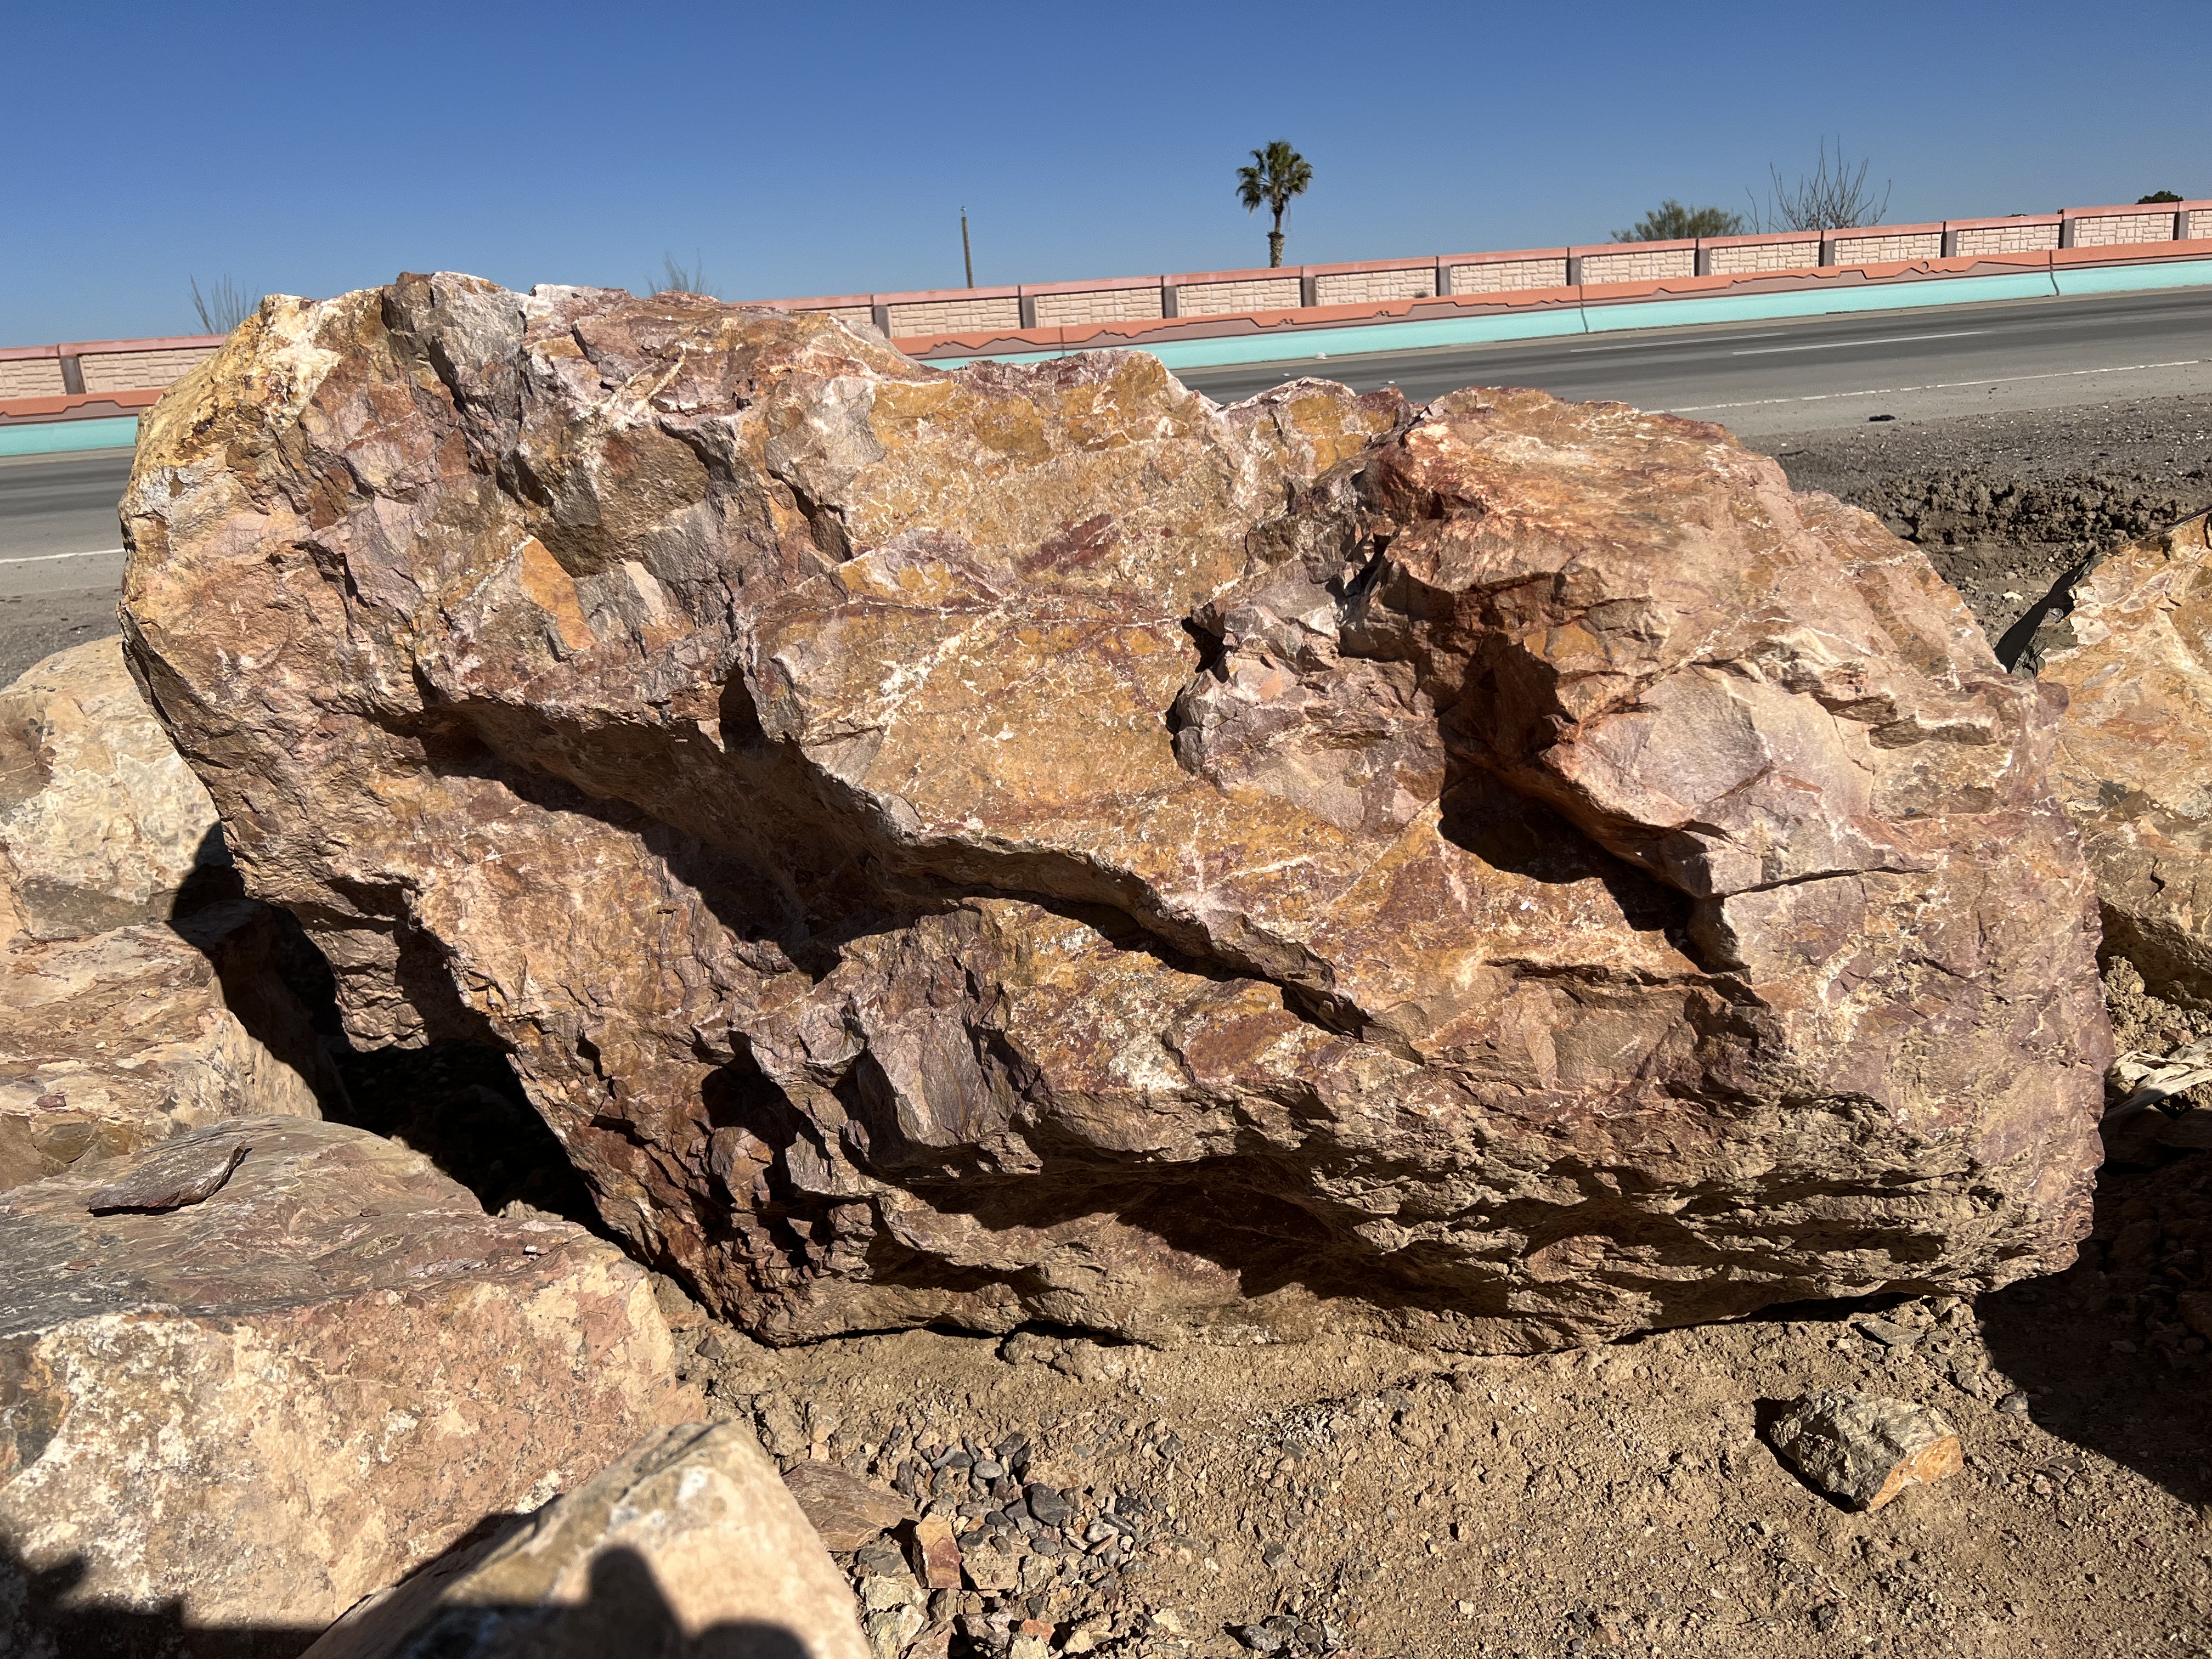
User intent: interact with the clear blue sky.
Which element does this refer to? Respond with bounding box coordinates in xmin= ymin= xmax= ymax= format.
xmin=7 ymin=0 xmax=2206 ymax=345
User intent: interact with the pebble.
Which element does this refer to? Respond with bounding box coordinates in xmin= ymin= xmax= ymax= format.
xmin=1025 ymin=1483 xmax=1073 ymax=1528
xmin=1997 ymin=1390 xmax=2031 ymax=1415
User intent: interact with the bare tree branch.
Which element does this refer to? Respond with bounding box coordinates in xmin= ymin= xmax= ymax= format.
xmin=1748 ymin=138 xmax=1892 ymax=233
xmin=188 ymin=275 xmax=257 ymax=335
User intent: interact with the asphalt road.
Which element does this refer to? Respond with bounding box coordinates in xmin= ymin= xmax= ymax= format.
xmin=0 ymin=450 xmax=134 ymax=681
xmin=1176 ymin=285 xmax=2212 ymax=437
xmin=4 ymin=285 xmax=2211 ymax=579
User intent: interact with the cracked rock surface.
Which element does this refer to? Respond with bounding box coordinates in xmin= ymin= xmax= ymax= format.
xmin=117 ymin=276 xmax=2107 ymax=1351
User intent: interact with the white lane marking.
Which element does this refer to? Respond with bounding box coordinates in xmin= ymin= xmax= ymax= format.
xmin=0 ymin=547 xmax=125 ymax=566
xmin=1730 ymin=330 xmax=1988 ymax=356
xmin=1568 ymin=331 xmax=1787 ymax=353
xmin=1666 ymin=358 xmax=2208 ymax=413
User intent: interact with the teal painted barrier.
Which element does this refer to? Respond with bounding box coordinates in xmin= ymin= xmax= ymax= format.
xmin=926 ymin=259 xmax=2212 ymax=372
xmin=1576 ymin=269 xmax=2061 ymax=334
xmin=1133 ymin=305 xmax=1588 ymax=372
xmin=0 ymin=416 xmax=140 ymax=458
xmin=2053 ymin=256 xmax=2212 ymax=297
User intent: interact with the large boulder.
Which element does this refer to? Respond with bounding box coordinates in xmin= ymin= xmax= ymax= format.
xmin=117 ymin=276 xmax=2108 ymax=1352
xmin=0 ymin=1117 xmax=693 ymax=1654
xmin=2038 ymin=509 xmax=2212 ymax=1001
xmin=304 ymin=1422 xmax=867 ymax=1659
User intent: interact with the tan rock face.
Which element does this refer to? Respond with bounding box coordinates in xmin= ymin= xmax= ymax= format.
xmin=0 ymin=901 xmax=321 ymax=1192
xmin=0 ymin=1118 xmax=689 ymax=1651
xmin=0 ymin=639 xmax=228 ymax=943
xmin=0 ymin=642 xmax=328 ymax=1192
xmin=2039 ymin=510 xmax=2212 ymax=1001
xmin=305 ymin=1421 xmax=867 ymax=1659
xmin=118 ymin=276 xmax=2107 ymax=1352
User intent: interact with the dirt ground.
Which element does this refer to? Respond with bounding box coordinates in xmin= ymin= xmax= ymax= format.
xmin=660 ymin=1105 xmax=2212 ymax=1659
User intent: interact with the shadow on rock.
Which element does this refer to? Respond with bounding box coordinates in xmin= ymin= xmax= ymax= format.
xmin=0 ymin=1537 xmax=813 ymax=1659
xmin=161 ymin=823 xmax=597 ymax=1230
xmin=1978 ymin=1147 xmax=2212 ymax=1510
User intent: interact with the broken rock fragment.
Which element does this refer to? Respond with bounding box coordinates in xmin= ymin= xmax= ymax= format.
xmin=0 ymin=1119 xmax=690 ymax=1652
xmin=1769 ymin=1389 xmax=1963 ymax=1510
xmin=119 ymin=276 xmax=2107 ymax=1352
xmin=780 ymin=1459 xmax=916 ymax=1551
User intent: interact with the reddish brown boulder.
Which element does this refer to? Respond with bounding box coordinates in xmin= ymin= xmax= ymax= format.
xmin=116 ymin=276 xmax=2107 ymax=1352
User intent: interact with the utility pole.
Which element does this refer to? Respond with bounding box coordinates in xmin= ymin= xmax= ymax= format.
xmin=961 ymin=208 xmax=974 ymax=289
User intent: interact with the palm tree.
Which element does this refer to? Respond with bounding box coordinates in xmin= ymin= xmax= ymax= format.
xmin=1235 ymin=141 xmax=1313 ymax=268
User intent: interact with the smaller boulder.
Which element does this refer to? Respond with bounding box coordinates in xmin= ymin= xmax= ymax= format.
xmin=0 ymin=637 xmax=230 ymax=942
xmin=780 ymin=1462 xmax=915 ymax=1553
xmin=0 ymin=1119 xmax=691 ymax=1652
xmin=1769 ymin=1389 xmax=1963 ymax=1511
xmin=305 ymin=1421 xmax=867 ymax=1659
xmin=2041 ymin=510 xmax=2212 ymax=1000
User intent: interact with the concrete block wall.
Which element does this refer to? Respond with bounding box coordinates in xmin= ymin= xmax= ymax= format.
xmin=1313 ymin=266 xmax=1437 ymax=304
xmin=1831 ymin=229 xmax=1945 ymax=262
xmin=1955 ymin=217 xmax=2061 ymax=256
xmin=1176 ymin=276 xmax=1304 ymax=316
xmin=1708 ymin=237 xmax=1821 ymax=274
xmin=1448 ymin=257 xmax=1570 ymax=294
xmin=1035 ymin=286 xmax=1163 ymax=326
xmin=1579 ymin=245 xmax=1696 ymax=284
xmin=2073 ymin=211 xmax=2185 ymax=247
xmin=13 ymin=198 xmax=2212 ymax=411
xmin=78 ymin=345 xmax=218 ymax=393
xmin=887 ymin=295 xmax=1022 ymax=335
xmin=0 ymin=357 xmax=69 ymax=399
